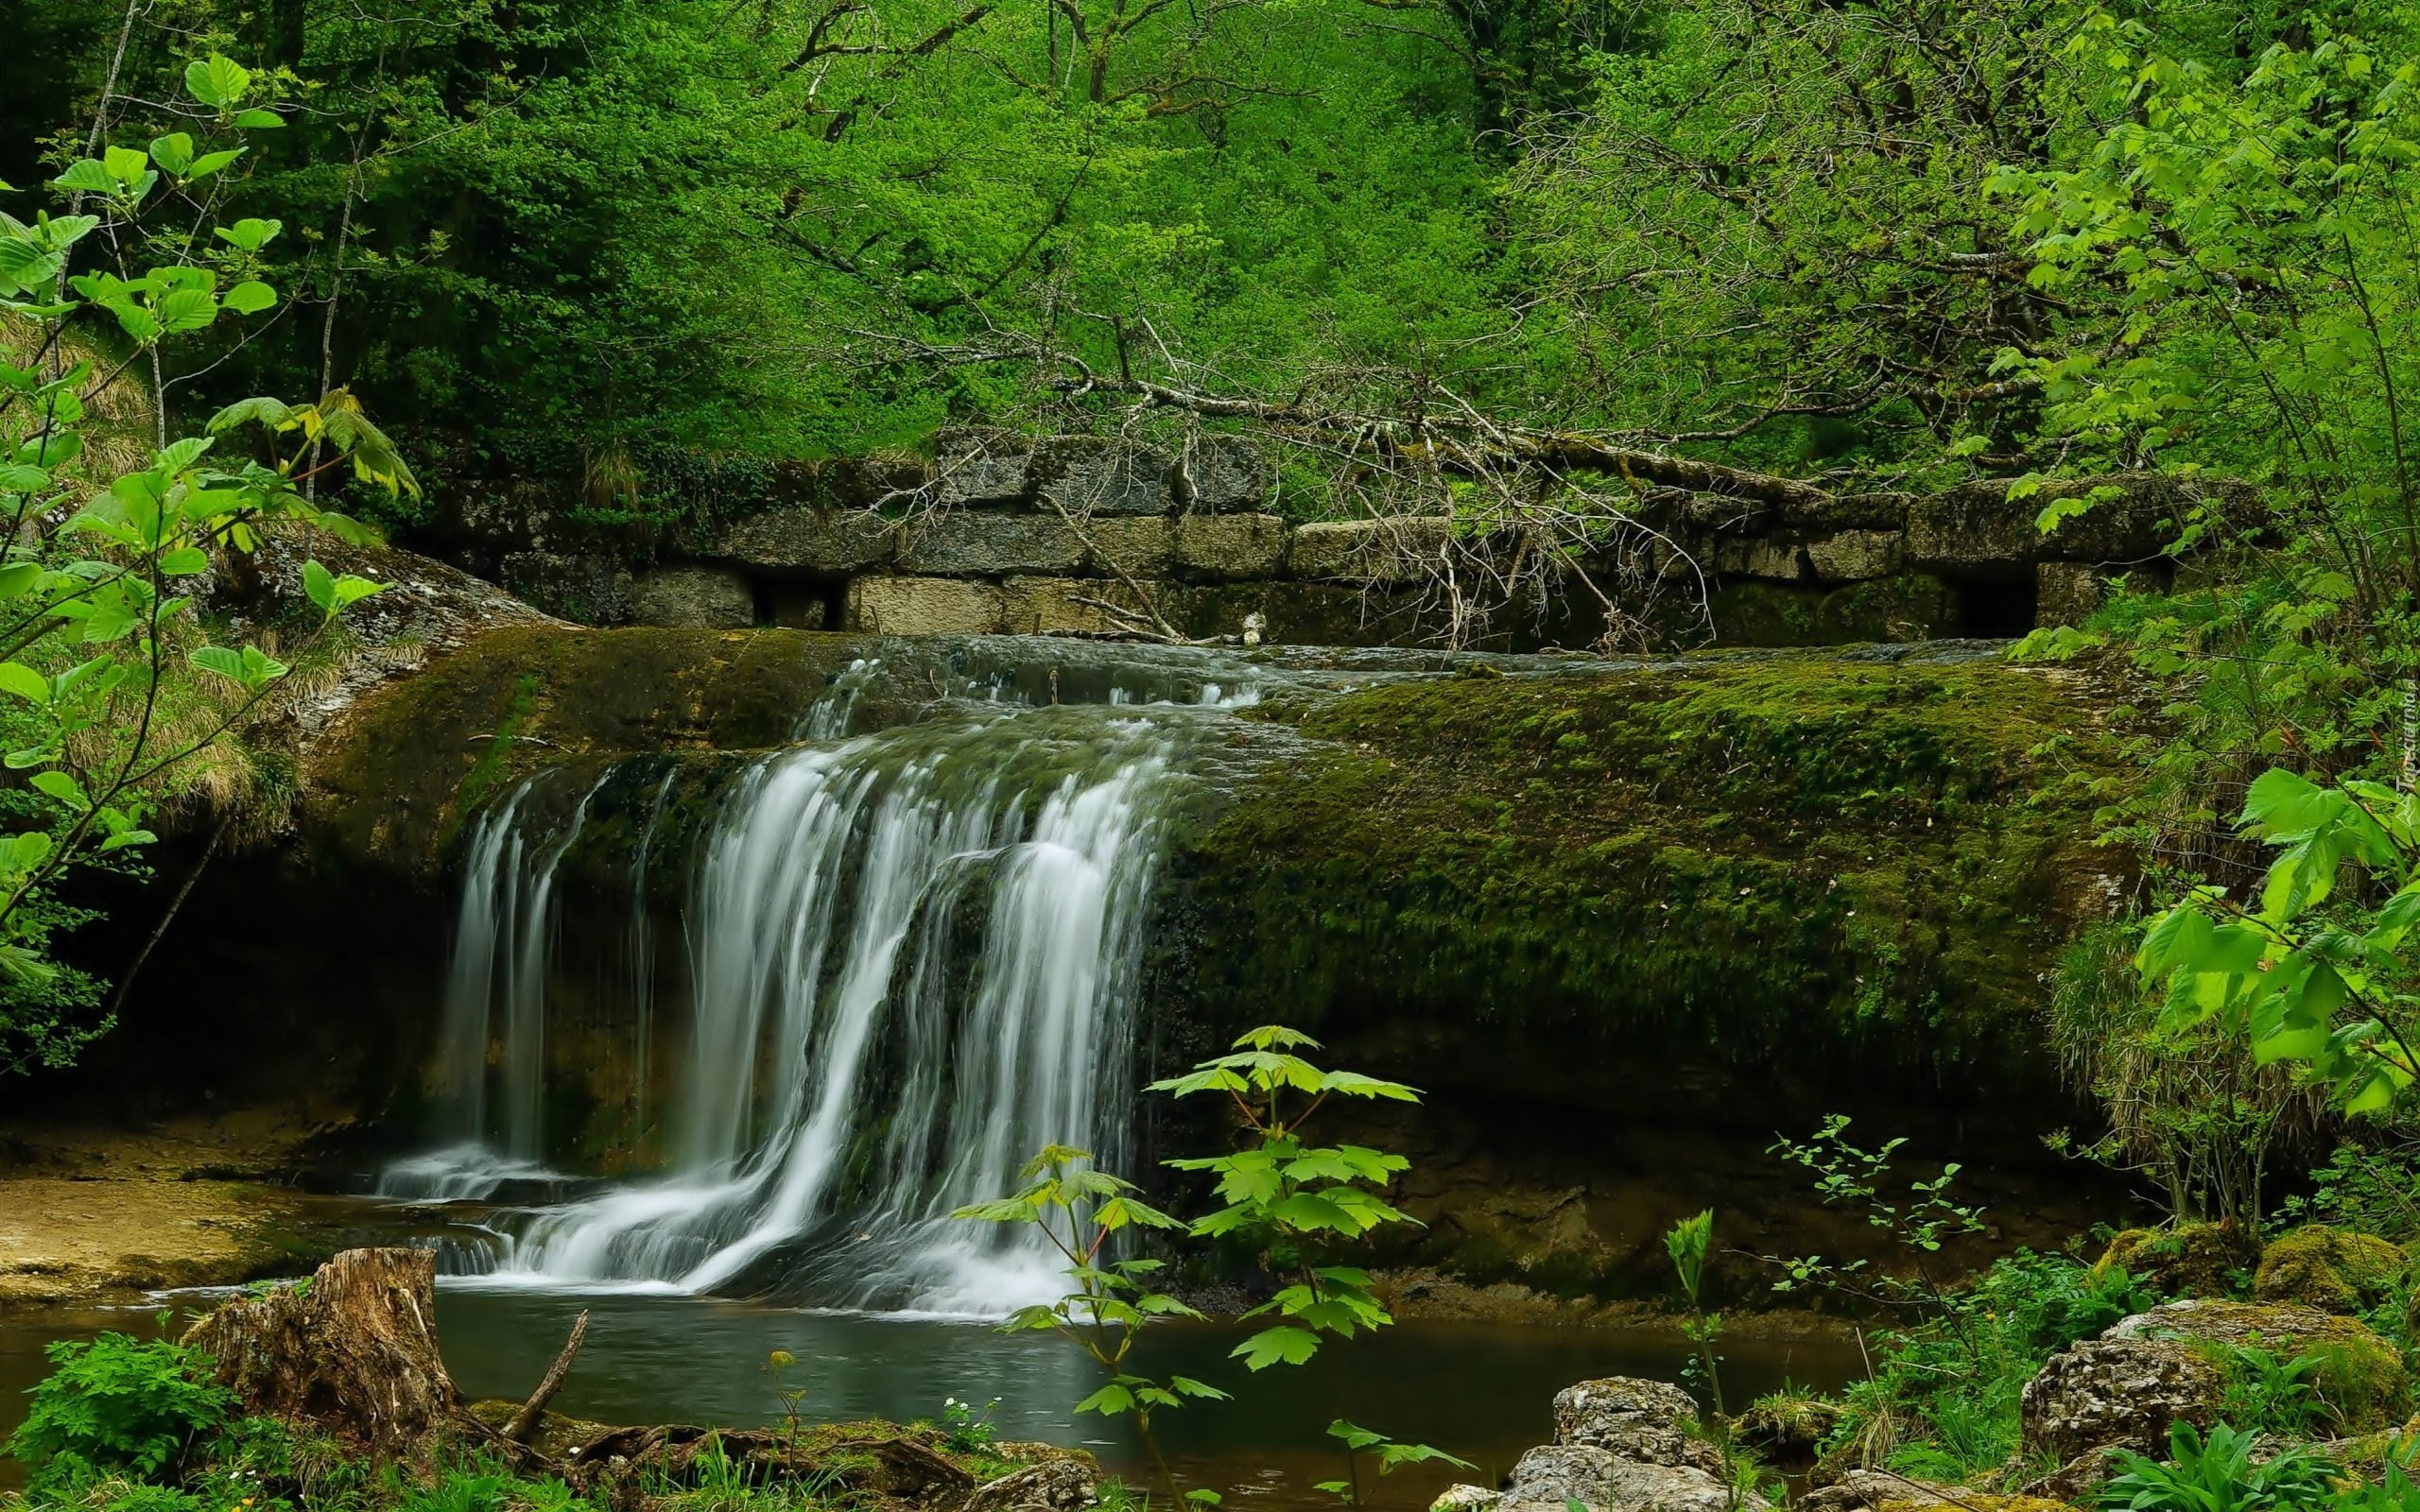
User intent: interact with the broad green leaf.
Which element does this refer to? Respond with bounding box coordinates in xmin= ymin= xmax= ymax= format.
xmin=302 ymin=558 xmax=337 ymax=613
xmin=0 ymin=563 xmax=42 ymax=600
xmin=215 ymin=218 xmax=283 ymax=253
xmin=1229 ymin=1325 xmax=1321 ymax=1370
xmin=221 ymin=281 xmax=276 ymax=316
xmin=157 ymin=547 xmax=211 ymax=576
xmin=187 ymin=56 xmax=252 ymax=110
xmin=187 ymin=148 xmax=245 ymax=180
xmin=147 ymin=133 xmax=196 ymax=175
xmin=233 ymin=109 xmax=285 ymax=129
xmin=29 ymin=771 xmax=89 ymax=811
xmin=0 ymin=662 xmax=49 ymax=705
xmin=50 ymin=161 xmax=115 ymax=196
xmin=158 ymin=287 xmax=218 ymax=334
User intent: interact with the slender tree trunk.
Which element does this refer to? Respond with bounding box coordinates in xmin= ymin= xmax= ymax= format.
xmin=102 ymin=816 xmax=229 ymax=1023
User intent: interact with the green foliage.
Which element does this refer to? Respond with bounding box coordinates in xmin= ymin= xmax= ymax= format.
xmin=4 ymin=1333 xmax=233 ymax=1487
xmin=936 ymin=1398 xmax=1000 ymax=1456
xmin=0 ymin=54 xmax=406 ymax=1073
xmin=1151 ymin=1024 xmax=1421 ymax=1371
xmin=1763 ymin=1116 xmax=1986 ymax=1314
xmin=1313 ymin=1420 xmax=1473 ymax=1508
xmin=952 ymin=1143 xmax=1225 ymax=1500
xmin=2097 ymin=1422 xmax=2339 ymax=1512
xmin=2137 ymin=768 xmax=2420 ymax=1116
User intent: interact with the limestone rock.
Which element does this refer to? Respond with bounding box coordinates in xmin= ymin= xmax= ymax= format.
xmin=1288 ymin=517 xmax=1452 ymax=583
xmin=999 ymin=576 xmax=1177 ymax=636
xmin=846 ymin=576 xmax=1008 ymax=634
xmin=1805 ymin=530 xmax=1904 ymax=584
xmin=1798 ymin=1469 xmax=1971 ymax=1512
xmin=717 ymin=507 xmax=897 ymax=572
xmin=962 ymin=1457 xmax=1098 ymax=1512
xmin=1431 ymin=1486 xmax=1505 ymax=1512
xmin=1082 ymin=518 xmax=1178 ymax=578
xmin=1181 ymin=437 xmax=1276 ymax=513
xmin=897 ymin=514 xmax=1088 ymax=576
xmin=2255 ymin=1226 xmax=2411 ymax=1315
xmin=2106 ymin=1298 xmax=2409 ymax=1428
xmin=931 ymin=428 xmax=1032 ymax=507
xmin=2019 ymin=1333 xmax=2224 ymax=1461
xmin=2034 ymin=561 xmax=2108 ymax=628
xmin=499 ymin=548 xmax=632 ymax=626
xmin=1032 ymin=437 xmax=1175 ymax=516
xmin=1735 ymin=1393 xmax=1845 ymax=1459
xmin=1503 ymin=1445 xmax=1756 ymax=1512
xmin=1553 ymin=1378 xmax=1722 ymax=1472
xmin=631 ymin=566 xmax=754 ymax=629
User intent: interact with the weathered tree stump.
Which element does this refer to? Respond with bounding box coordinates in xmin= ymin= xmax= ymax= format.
xmin=183 ymin=1247 xmax=491 ymax=1463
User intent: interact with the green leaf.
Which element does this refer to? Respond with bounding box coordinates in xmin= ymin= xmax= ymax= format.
xmin=0 ymin=563 xmax=43 ymax=600
xmin=30 ymin=771 xmax=89 ymax=811
xmin=50 ymin=161 xmax=115 ymax=196
xmin=215 ymin=218 xmax=284 ymax=253
xmin=1229 ymin=1326 xmax=1321 ymax=1370
xmin=1073 ymin=1383 xmax=1138 ymax=1418
xmin=186 ymin=56 xmax=252 ymax=111
xmin=0 ymin=662 xmax=50 ymax=706
xmin=187 ymin=148 xmax=245 ymax=180
xmin=302 ymin=558 xmax=337 ymax=613
xmin=232 ymin=109 xmax=285 ymax=129
xmin=0 ymin=464 xmax=51 ymax=493
xmin=221 ymin=281 xmax=276 ymax=316
xmin=103 ymin=146 xmax=149 ymax=186
xmin=157 ymin=547 xmax=211 ymax=576
xmin=147 ymin=134 xmax=196 ymax=176
xmin=157 ymin=287 xmax=218 ymax=334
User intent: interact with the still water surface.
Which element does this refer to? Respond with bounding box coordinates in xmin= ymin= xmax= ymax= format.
xmin=3 ymin=1287 xmax=1860 ymax=1508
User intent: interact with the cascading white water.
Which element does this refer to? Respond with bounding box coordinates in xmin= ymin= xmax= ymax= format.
xmin=383 ymin=654 xmax=1230 ymax=1315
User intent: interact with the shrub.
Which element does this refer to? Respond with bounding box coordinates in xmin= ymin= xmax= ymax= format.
xmin=4 ymin=1334 xmax=234 ymax=1486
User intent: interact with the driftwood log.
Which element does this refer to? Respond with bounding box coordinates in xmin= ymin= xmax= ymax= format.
xmin=182 ymin=1247 xmax=498 ymax=1464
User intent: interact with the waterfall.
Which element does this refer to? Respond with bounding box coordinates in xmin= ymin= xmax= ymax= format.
xmin=382 ymin=651 xmax=1243 ymax=1315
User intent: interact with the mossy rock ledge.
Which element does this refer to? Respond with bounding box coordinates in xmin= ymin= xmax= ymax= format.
xmin=272 ymin=629 xmax=2139 ymax=1298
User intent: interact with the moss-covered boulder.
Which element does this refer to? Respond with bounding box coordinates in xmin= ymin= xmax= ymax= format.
xmin=2254 ymin=1226 xmax=2411 ymax=1315
xmin=2096 ymin=1224 xmax=2261 ymax=1300
xmin=2108 ymin=1298 xmax=2411 ymax=1433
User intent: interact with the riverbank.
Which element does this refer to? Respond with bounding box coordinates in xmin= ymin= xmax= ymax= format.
xmin=0 ymin=1113 xmax=342 ymax=1303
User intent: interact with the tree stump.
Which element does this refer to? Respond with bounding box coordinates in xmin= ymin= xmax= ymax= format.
xmin=183 ymin=1247 xmax=489 ymax=1463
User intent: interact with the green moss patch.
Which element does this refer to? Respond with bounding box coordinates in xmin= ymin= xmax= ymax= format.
xmin=1168 ymin=654 xmax=2130 ymax=1072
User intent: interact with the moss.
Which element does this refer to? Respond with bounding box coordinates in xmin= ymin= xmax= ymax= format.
xmin=2139 ymin=1299 xmax=2411 ymax=1433
xmin=1170 ymin=653 xmax=2128 ymax=1071
xmin=2254 ymin=1226 xmax=2411 ymax=1315
xmin=2099 ymin=1224 xmax=2261 ymax=1299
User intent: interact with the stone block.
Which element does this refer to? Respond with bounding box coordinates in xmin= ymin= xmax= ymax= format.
xmin=1805 ymin=529 xmax=1904 ymax=583
xmin=2035 ymin=561 xmax=2106 ymax=627
xmin=1180 ymin=437 xmax=1276 ymax=513
xmin=717 ymin=507 xmax=897 ymax=572
xmin=1174 ymin=514 xmax=1288 ymax=579
xmin=630 ymin=565 xmax=755 ymax=629
xmin=1713 ymin=537 xmax=1806 ymax=581
xmin=1287 ymin=517 xmax=1451 ymax=583
xmin=929 ymin=427 xmax=1031 ymax=507
xmin=1000 ymin=576 xmax=1175 ymax=636
xmin=498 ymin=549 xmax=631 ymax=626
xmin=897 ymin=513 xmax=1087 ymax=576
xmin=1032 ymin=436 xmax=1175 ymax=516
xmin=1082 ymin=517 xmax=1177 ymax=577
xmin=844 ymin=576 xmax=1007 ymax=635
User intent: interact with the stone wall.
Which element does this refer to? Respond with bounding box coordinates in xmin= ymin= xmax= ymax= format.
xmin=421 ymin=431 xmax=2250 ymax=647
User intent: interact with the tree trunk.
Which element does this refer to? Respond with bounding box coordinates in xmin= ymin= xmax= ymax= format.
xmin=183 ymin=1248 xmax=490 ymax=1464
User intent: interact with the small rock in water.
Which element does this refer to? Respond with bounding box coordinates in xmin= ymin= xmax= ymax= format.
xmin=1430 ymin=1486 xmax=1503 ymax=1512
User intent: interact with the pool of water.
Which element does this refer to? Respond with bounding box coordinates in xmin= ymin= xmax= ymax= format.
xmin=3 ymin=1285 xmax=1861 ymax=1508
